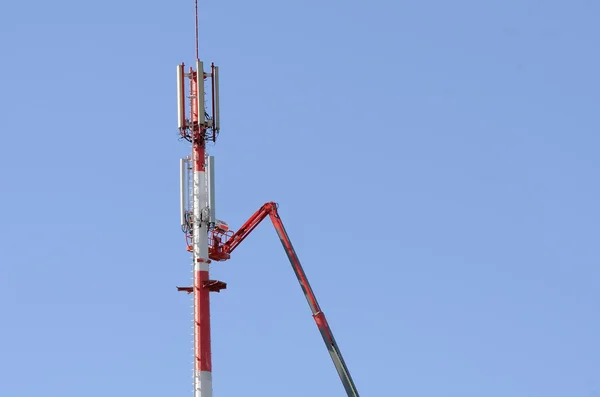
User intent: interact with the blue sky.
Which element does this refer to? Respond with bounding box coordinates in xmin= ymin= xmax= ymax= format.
xmin=1 ymin=0 xmax=599 ymax=396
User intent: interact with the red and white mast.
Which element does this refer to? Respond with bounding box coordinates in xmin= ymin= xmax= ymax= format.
xmin=176 ymin=2 xmax=222 ymax=397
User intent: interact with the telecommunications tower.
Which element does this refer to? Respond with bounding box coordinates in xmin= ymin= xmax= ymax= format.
xmin=175 ymin=1 xmax=222 ymax=396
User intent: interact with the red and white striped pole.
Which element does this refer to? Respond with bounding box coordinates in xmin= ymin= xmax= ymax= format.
xmin=190 ymin=68 xmax=213 ymax=397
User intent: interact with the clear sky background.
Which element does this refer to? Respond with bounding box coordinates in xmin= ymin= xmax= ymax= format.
xmin=1 ymin=0 xmax=599 ymax=396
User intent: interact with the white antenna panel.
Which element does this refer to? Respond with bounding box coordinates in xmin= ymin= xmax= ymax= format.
xmin=196 ymin=60 xmax=205 ymax=125
xmin=179 ymin=158 xmax=186 ymax=226
xmin=176 ymin=64 xmax=186 ymax=129
xmin=214 ymin=66 xmax=220 ymax=131
xmin=207 ymin=155 xmax=216 ymax=224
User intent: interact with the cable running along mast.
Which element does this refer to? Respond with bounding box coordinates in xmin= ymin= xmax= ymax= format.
xmin=174 ymin=2 xmax=360 ymax=396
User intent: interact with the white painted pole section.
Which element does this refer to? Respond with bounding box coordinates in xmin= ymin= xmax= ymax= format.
xmin=207 ymin=156 xmax=215 ymax=224
xmin=196 ymin=60 xmax=205 ymax=125
xmin=213 ymin=66 xmax=220 ymax=131
xmin=194 ymin=159 xmax=208 ymax=271
xmin=193 ymin=164 xmax=208 ymax=271
xmin=193 ymin=166 xmax=209 ymax=272
xmin=197 ymin=371 xmax=213 ymax=397
xmin=179 ymin=158 xmax=186 ymax=226
xmin=177 ymin=64 xmax=185 ymax=129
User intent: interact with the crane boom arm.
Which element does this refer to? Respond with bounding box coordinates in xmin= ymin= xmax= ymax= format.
xmin=221 ymin=203 xmax=272 ymax=254
xmin=210 ymin=202 xmax=360 ymax=397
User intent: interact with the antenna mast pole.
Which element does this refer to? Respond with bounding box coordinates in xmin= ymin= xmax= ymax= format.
xmin=176 ymin=1 xmax=222 ymax=397
xmin=194 ymin=0 xmax=199 ymax=60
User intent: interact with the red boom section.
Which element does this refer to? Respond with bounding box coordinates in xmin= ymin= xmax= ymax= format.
xmin=208 ymin=202 xmax=360 ymax=397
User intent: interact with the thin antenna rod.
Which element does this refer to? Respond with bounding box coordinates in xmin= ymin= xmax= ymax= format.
xmin=195 ymin=0 xmax=199 ymax=60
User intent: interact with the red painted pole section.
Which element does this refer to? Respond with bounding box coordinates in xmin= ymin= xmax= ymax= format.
xmin=195 ymin=268 xmax=212 ymax=372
